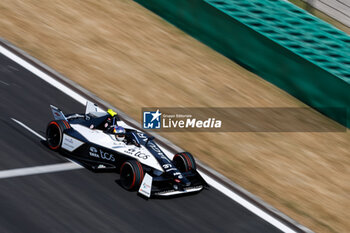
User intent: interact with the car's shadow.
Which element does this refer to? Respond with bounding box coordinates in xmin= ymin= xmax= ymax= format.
xmin=41 ymin=140 xmax=117 ymax=173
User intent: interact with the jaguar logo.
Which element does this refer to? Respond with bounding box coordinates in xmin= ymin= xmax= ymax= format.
xmin=90 ymin=147 xmax=98 ymax=153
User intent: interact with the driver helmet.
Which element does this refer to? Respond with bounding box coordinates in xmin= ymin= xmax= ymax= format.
xmin=113 ymin=126 xmax=126 ymax=142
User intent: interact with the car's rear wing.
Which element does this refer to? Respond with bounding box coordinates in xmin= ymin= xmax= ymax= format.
xmin=84 ymin=101 xmax=108 ymax=118
xmin=50 ymin=105 xmax=68 ymax=121
xmin=85 ymin=101 xmax=99 ymax=115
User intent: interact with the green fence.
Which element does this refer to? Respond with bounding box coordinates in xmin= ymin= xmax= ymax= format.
xmin=134 ymin=0 xmax=350 ymax=127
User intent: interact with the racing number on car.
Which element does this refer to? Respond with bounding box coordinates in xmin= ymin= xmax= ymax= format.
xmin=162 ymin=164 xmax=172 ymax=169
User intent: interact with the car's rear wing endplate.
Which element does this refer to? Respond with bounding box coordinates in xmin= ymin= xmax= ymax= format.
xmin=50 ymin=105 xmax=67 ymax=121
xmin=85 ymin=101 xmax=99 ymax=115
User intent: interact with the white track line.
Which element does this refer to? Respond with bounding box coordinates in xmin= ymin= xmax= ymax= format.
xmin=0 ymin=80 xmax=9 ymax=86
xmin=0 ymin=163 xmax=82 ymax=179
xmin=11 ymin=118 xmax=46 ymax=141
xmin=11 ymin=118 xmax=83 ymax=167
xmin=1 ymin=45 xmax=296 ymax=233
xmin=0 ymin=47 xmax=86 ymax=105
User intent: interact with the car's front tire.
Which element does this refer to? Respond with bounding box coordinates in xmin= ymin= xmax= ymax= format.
xmin=120 ymin=160 xmax=144 ymax=191
xmin=173 ymin=152 xmax=197 ymax=172
xmin=46 ymin=120 xmax=67 ymax=151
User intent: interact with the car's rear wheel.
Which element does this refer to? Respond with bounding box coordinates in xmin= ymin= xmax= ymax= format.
xmin=120 ymin=160 xmax=144 ymax=191
xmin=173 ymin=152 xmax=196 ymax=172
xmin=46 ymin=120 xmax=67 ymax=151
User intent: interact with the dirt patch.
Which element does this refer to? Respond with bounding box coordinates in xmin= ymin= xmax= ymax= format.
xmin=1 ymin=1 xmax=349 ymax=232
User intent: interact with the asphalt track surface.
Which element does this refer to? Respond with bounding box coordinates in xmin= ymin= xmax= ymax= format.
xmin=0 ymin=53 xmax=283 ymax=233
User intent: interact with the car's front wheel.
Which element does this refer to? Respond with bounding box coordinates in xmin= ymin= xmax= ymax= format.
xmin=120 ymin=160 xmax=144 ymax=191
xmin=173 ymin=152 xmax=197 ymax=172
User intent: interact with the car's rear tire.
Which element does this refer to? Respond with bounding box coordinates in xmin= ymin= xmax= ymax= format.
xmin=120 ymin=160 xmax=144 ymax=191
xmin=173 ymin=152 xmax=196 ymax=172
xmin=46 ymin=120 xmax=68 ymax=151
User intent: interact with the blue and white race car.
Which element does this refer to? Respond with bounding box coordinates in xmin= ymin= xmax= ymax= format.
xmin=46 ymin=101 xmax=207 ymax=197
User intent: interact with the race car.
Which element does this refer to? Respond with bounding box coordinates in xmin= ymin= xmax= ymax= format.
xmin=45 ymin=101 xmax=207 ymax=197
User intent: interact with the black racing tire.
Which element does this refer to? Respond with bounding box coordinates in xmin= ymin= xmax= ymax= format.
xmin=120 ymin=160 xmax=144 ymax=191
xmin=173 ymin=152 xmax=197 ymax=172
xmin=46 ymin=120 xmax=70 ymax=151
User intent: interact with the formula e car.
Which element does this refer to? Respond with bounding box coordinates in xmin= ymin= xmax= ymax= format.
xmin=45 ymin=101 xmax=207 ymax=197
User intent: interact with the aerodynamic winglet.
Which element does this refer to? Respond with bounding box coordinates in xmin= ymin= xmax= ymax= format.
xmin=138 ymin=173 xmax=153 ymax=198
xmin=50 ymin=105 xmax=67 ymax=121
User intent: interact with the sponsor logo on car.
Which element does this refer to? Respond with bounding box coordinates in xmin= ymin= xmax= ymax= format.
xmin=138 ymin=173 xmax=152 ymax=198
xmin=89 ymin=147 xmax=99 ymax=158
xmin=136 ymin=132 xmax=148 ymax=142
xmin=124 ymin=148 xmax=149 ymax=160
xmin=66 ymin=138 xmax=73 ymax=143
xmin=163 ymin=164 xmax=177 ymax=172
xmin=100 ymin=150 xmax=115 ymax=161
xmin=89 ymin=146 xmax=116 ymax=161
xmin=63 ymin=137 xmax=74 ymax=149
xmin=173 ymin=172 xmax=183 ymax=179
xmin=148 ymin=142 xmax=171 ymax=163
xmin=135 ymin=151 xmax=149 ymax=160
xmin=61 ymin=134 xmax=84 ymax=152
